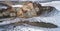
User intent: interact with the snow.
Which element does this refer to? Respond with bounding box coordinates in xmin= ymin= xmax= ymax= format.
xmin=12 ymin=5 xmax=23 ymax=7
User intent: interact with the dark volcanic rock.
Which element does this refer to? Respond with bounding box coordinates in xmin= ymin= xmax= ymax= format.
xmin=26 ymin=22 xmax=58 ymax=28
xmin=0 ymin=3 xmax=16 ymax=18
xmin=12 ymin=21 xmax=58 ymax=28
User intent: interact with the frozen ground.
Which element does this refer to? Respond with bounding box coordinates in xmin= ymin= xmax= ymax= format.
xmin=0 ymin=1 xmax=60 ymax=31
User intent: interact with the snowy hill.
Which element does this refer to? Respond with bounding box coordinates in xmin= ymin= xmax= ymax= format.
xmin=0 ymin=1 xmax=60 ymax=31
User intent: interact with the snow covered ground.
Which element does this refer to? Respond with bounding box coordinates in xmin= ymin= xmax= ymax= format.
xmin=0 ymin=1 xmax=60 ymax=31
